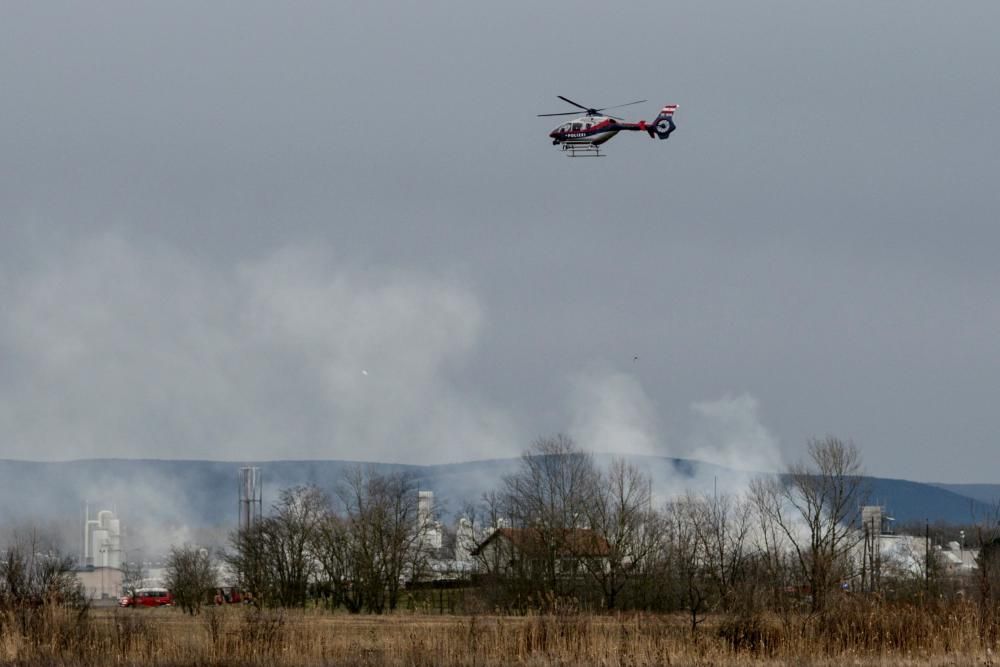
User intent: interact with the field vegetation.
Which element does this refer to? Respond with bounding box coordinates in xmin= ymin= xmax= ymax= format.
xmin=5 ymin=435 xmax=1000 ymax=665
xmin=1 ymin=601 xmax=999 ymax=666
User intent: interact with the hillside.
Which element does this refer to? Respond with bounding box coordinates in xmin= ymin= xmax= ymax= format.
xmin=931 ymin=483 xmax=1000 ymax=508
xmin=0 ymin=457 xmax=991 ymax=555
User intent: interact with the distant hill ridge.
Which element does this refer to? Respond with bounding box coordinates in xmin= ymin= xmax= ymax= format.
xmin=0 ymin=457 xmax=991 ymax=549
xmin=931 ymin=483 xmax=1000 ymax=508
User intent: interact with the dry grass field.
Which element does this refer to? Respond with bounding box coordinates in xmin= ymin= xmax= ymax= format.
xmin=1 ymin=601 xmax=997 ymax=666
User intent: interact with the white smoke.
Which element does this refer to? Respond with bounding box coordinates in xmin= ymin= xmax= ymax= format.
xmin=567 ymin=368 xmax=660 ymax=456
xmin=0 ymin=235 xmax=791 ymax=547
xmin=0 ymin=234 xmax=519 ymax=464
xmin=686 ymin=394 xmax=784 ymax=474
xmin=565 ymin=370 xmax=784 ymax=500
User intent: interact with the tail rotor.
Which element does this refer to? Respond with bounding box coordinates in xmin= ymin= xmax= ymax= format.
xmin=647 ymin=104 xmax=678 ymax=139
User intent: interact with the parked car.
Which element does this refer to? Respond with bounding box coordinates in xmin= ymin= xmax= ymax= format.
xmin=119 ymin=587 xmax=173 ymax=607
xmin=213 ymin=586 xmax=251 ymax=605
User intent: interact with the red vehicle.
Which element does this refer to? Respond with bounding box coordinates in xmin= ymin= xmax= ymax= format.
xmin=119 ymin=587 xmax=173 ymax=607
xmin=213 ymin=587 xmax=247 ymax=605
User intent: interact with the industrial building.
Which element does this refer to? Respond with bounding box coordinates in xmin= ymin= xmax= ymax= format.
xmin=417 ymin=490 xmax=443 ymax=550
xmin=852 ymin=505 xmax=979 ymax=591
xmin=75 ymin=566 xmax=124 ymax=602
xmin=76 ymin=507 xmax=125 ymax=601
xmin=83 ymin=508 xmax=122 ymax=569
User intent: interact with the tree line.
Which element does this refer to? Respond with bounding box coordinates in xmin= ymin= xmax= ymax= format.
xmin=159 ymin=434 xmax=1000 ymax=623
xmin=460 ymin=435 xmax=866 ymax=622
xmin=219 ymin=467 xmax=436 ymax=614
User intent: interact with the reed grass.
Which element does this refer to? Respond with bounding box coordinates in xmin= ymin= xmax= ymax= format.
xmin=1 ymin=598 xmax=997 ymax=666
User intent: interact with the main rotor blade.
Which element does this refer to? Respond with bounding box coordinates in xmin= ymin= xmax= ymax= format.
xmin=557 ymin=95 xmax=591 ymax=111
xmin=596 ymin=99 xmax=647 ymax=112
xmin=538 ymin=111 xmax=626 ymax=119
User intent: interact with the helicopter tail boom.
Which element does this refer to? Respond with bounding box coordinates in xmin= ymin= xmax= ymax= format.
xmin=647 ymin=104 xmax=678 ymax=140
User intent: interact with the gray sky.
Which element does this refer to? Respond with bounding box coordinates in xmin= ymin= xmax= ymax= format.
xmin=2 ymin=1 xmax=998 ymax=482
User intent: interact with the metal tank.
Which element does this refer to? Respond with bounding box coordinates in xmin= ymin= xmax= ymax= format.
xmin=84 ymin=508 xmax=123 ymax=569
xmin=238 ymin=466 xmax=262 ymax=533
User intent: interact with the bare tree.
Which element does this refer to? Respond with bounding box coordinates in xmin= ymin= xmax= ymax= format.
xmin=501 ymin=434 xmax=598 ymax=597
xmin=165 ymin=545 xmax=217 ymax=615
xmin=274 ymin=485 xmax=328 ymax=606
xmin=334 ymin=467 xmax=426 ymax=613
xmin=752 ymin=437 xmax=867 ymax=613
xmin=226 ymin=485 xmax=328 ymax=608
xmin=663 ymin=494 xmax=711 ymax=633
xmin=0 ymin=535 xmax=85 ymax=612
xmin=0 ymin=536 xmax=87 ymax=639
xmin=698 ymin=490 xmax=753 ymax=611
xmin=582 ymin=458 xmax=661 ymax=609
xmin=226 ymin=521 xmax=269 ymax=606
xmin=311 ymin=512 xmax=362 ymax=611
xmin=749 ymin=476 xmax=798 ymax=618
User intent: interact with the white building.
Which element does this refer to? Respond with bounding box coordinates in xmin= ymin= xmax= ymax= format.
xmin=84 ymin=508 xmax=122 ymax=569
xmin=851 ymin=509 xmax=979 ymax=586
xmin=75 ymin=566 xmax=123 ymax=601
xmin=417 ymin=491 xmax=443 ymax=550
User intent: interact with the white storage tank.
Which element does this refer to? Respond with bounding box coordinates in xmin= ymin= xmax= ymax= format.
xmin=91 ymin=529 xmax=110 ymax=566
xmin=107 ymin=518 xmax=122 ymax=569
xmin=84 ymin=508 xmax=123 ymax=569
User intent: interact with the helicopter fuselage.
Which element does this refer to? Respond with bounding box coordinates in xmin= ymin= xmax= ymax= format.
xmin=549 ymin=116 xmax=647 ymax=146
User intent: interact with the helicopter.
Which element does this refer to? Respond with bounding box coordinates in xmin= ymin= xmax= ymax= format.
xmin=539 ymin=96 xmax=678 ymax=157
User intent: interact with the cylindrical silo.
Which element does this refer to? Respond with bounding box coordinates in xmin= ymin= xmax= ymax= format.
xmin=107 ymin=518 xmax=121 ymax=569
xmin=92 ymin=529 xmax=109 ymax=567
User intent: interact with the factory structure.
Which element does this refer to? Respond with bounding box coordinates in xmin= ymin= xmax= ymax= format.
xmin=63 ymin=476 xmax=987 ymax=604
xmin=239 ymin=466 xmax=263 ymax=533
xmin=417 ymin=490 xmax=443 ymax=549
xmin=83 ymin=507 xmax=122 ymax=569
xmin=851 ymin=505 xmax=979 ymax=592
xmin=75 ymin=506 xmax=125 ymax=600
xmin=75 ymin=505 xmax=169 ymax=602
xmin=69 ymin=471 xmax=469 ymax=601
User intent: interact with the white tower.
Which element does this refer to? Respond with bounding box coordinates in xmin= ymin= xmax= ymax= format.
xmin=417 ymin=491 xmax=442 ymax=550
xmin=84 ymin=508 xmax=122 ymax=569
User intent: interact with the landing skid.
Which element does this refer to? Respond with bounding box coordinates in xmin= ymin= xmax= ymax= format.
xmin=560 ymin=143 xmax=604 ymax=157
